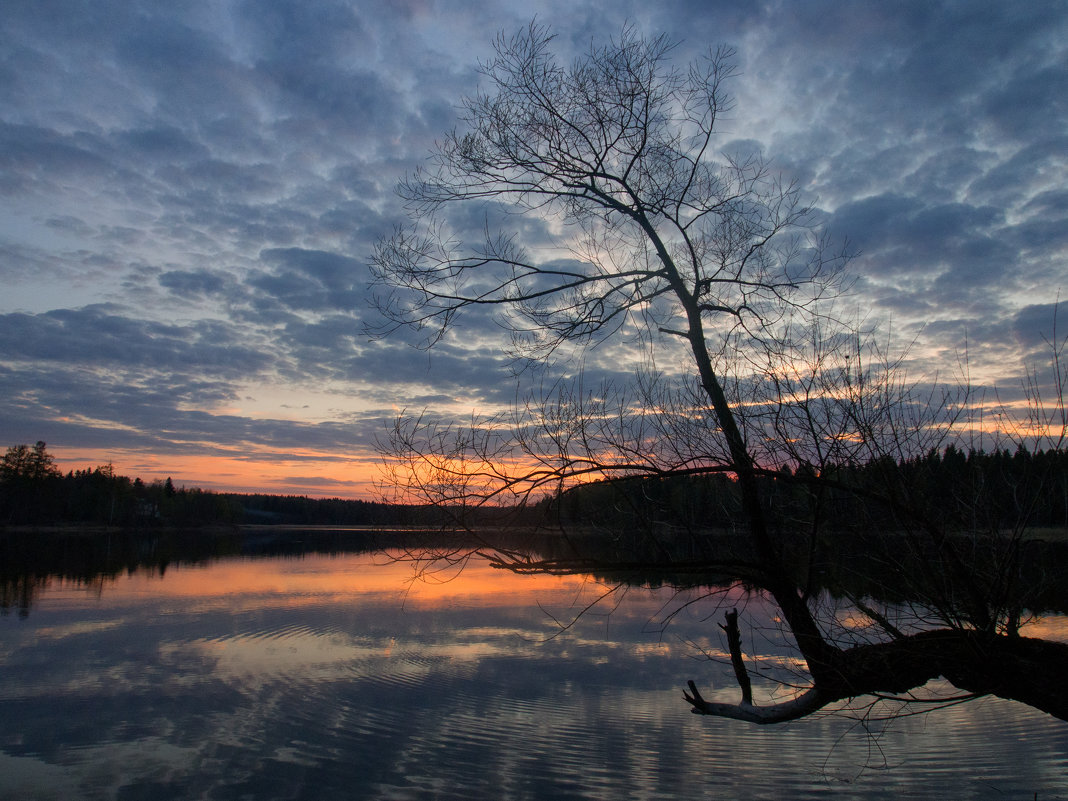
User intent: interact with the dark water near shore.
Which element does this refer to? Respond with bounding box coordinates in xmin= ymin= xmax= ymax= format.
xmin=1 ymin=533 xmax=1067 ymax=799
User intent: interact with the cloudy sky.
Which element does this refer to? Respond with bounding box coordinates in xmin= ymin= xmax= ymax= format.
xmin=2 ymin=0 xmax=1065 ymax=497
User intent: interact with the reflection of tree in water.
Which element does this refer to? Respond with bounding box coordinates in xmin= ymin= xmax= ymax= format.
xmin=417 ymin=523 xmax=1068 ymax=726
xmin=0 ymin=573 xmax=49 ymax=619
xmin=0 ymin=527 xmax=496 ymax=616
xmin=0 ymin=529 xmax=243 ymax=617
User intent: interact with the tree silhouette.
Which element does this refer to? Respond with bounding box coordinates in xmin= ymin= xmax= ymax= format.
xmin=370 ymin=21 xmax=1068 ymax=726
xmin=0 ymin=442 xmax=62 ymax=524
xmin=0 ymin=441 xmax=59 ymax=483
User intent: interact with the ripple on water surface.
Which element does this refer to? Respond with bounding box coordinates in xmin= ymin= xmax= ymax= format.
xmin=4 ymin=553 xmax=1068 ymax=801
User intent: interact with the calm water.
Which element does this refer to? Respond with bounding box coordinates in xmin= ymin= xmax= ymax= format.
xmin=2 ymin=542 xmax=1067 ymax=800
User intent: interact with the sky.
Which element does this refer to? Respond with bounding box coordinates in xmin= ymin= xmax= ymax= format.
xmin=1 ymin=0 xmax=1066 ymax=498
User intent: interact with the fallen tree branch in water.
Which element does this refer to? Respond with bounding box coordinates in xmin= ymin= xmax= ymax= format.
xmin=684 ymin=680 xmax=826 ymax=724
xmin=686 ymin=612 xmax=1068 ymax=724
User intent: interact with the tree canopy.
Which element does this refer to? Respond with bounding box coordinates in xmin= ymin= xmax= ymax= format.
xmin=0 ymin=441 xmax=59 ymax=483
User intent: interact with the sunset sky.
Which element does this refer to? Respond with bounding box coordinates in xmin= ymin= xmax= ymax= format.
xmin=2 ymin=1 xmax=1066 ymax=498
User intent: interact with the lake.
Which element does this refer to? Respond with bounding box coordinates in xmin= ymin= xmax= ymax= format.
xmin=2 ymin=531 xmax=1067 ymax=799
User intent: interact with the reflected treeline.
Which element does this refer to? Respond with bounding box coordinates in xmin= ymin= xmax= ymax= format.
xmin=485 ymin=524 xmax=1068 ymax=618
xmin=8 ymin=525 xmax=1066 ymax=620
xmin=1 ymin=528 xmax=240 ymax=617
xmin=0 ymin=526 xmax=525 ymax=616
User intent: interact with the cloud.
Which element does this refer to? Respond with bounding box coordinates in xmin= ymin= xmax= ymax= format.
xmin=1 ymin=0 xmax=1066 ymax=493
xmin=159 ymin=269 xmax=228 ymax=297
xmin=1013 ymin=303 xmax=1065 ymax=352
xmin=260 ymin=248 xmax=363 ymax=291
xmin=0 ymin=306 xmax=273 ymax=376
xmin=968 ymin=137 xmax=1068 ymax=208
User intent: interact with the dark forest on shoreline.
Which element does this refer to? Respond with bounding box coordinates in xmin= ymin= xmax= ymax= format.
xmin=0 ymin=442 xmax=425 ymax=529
xmin=3 ymin=440 xmax=1067 ymax=536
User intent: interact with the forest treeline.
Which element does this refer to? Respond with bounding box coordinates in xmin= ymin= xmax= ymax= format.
xmin=3 ymin=441 xmax=1067 ymax=534
xmin=555 ymin=444 xmax=1068 ymax=535
xmin=0 ymin=442 xmax=428 ymax=528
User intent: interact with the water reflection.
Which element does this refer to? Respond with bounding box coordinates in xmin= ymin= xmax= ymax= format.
xmin=1 ymin=531 xmax=1067 ymax=799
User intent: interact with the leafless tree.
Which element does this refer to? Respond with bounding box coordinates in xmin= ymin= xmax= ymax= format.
xmin=370 ymin=22 xmax=1068 ymax=726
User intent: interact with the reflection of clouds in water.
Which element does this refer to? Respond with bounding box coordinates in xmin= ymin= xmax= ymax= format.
xmin=161 ymin=628 xmax=369 ymax=685
xmin=26 ymin=619 xmax=126 ymax=641
xmin=157 ymin=625 xmax=537 ymax=690
xmin=0 ymin=738 xmax=202 ymax=801
xmin=0 ymin=751 xmax=80 ymax=800
xmin=3 ymin=552 xmax=1068 ymax=799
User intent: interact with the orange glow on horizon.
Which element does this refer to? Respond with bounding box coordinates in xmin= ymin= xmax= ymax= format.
xmin=37 ymin=379 xmax=1064 ymax=505
xmin=50 ymin=445 xmax=381 ymax=500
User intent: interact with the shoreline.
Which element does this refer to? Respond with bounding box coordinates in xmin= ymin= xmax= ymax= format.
xmin=3 ymin=522 xmax=1066 ymax=542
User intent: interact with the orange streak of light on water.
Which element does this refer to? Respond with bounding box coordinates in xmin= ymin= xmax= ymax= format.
xmin=42 ymin=550 xmax=758 ymax=621
xmin=47 ymin=551 xmax=603 ymax=610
